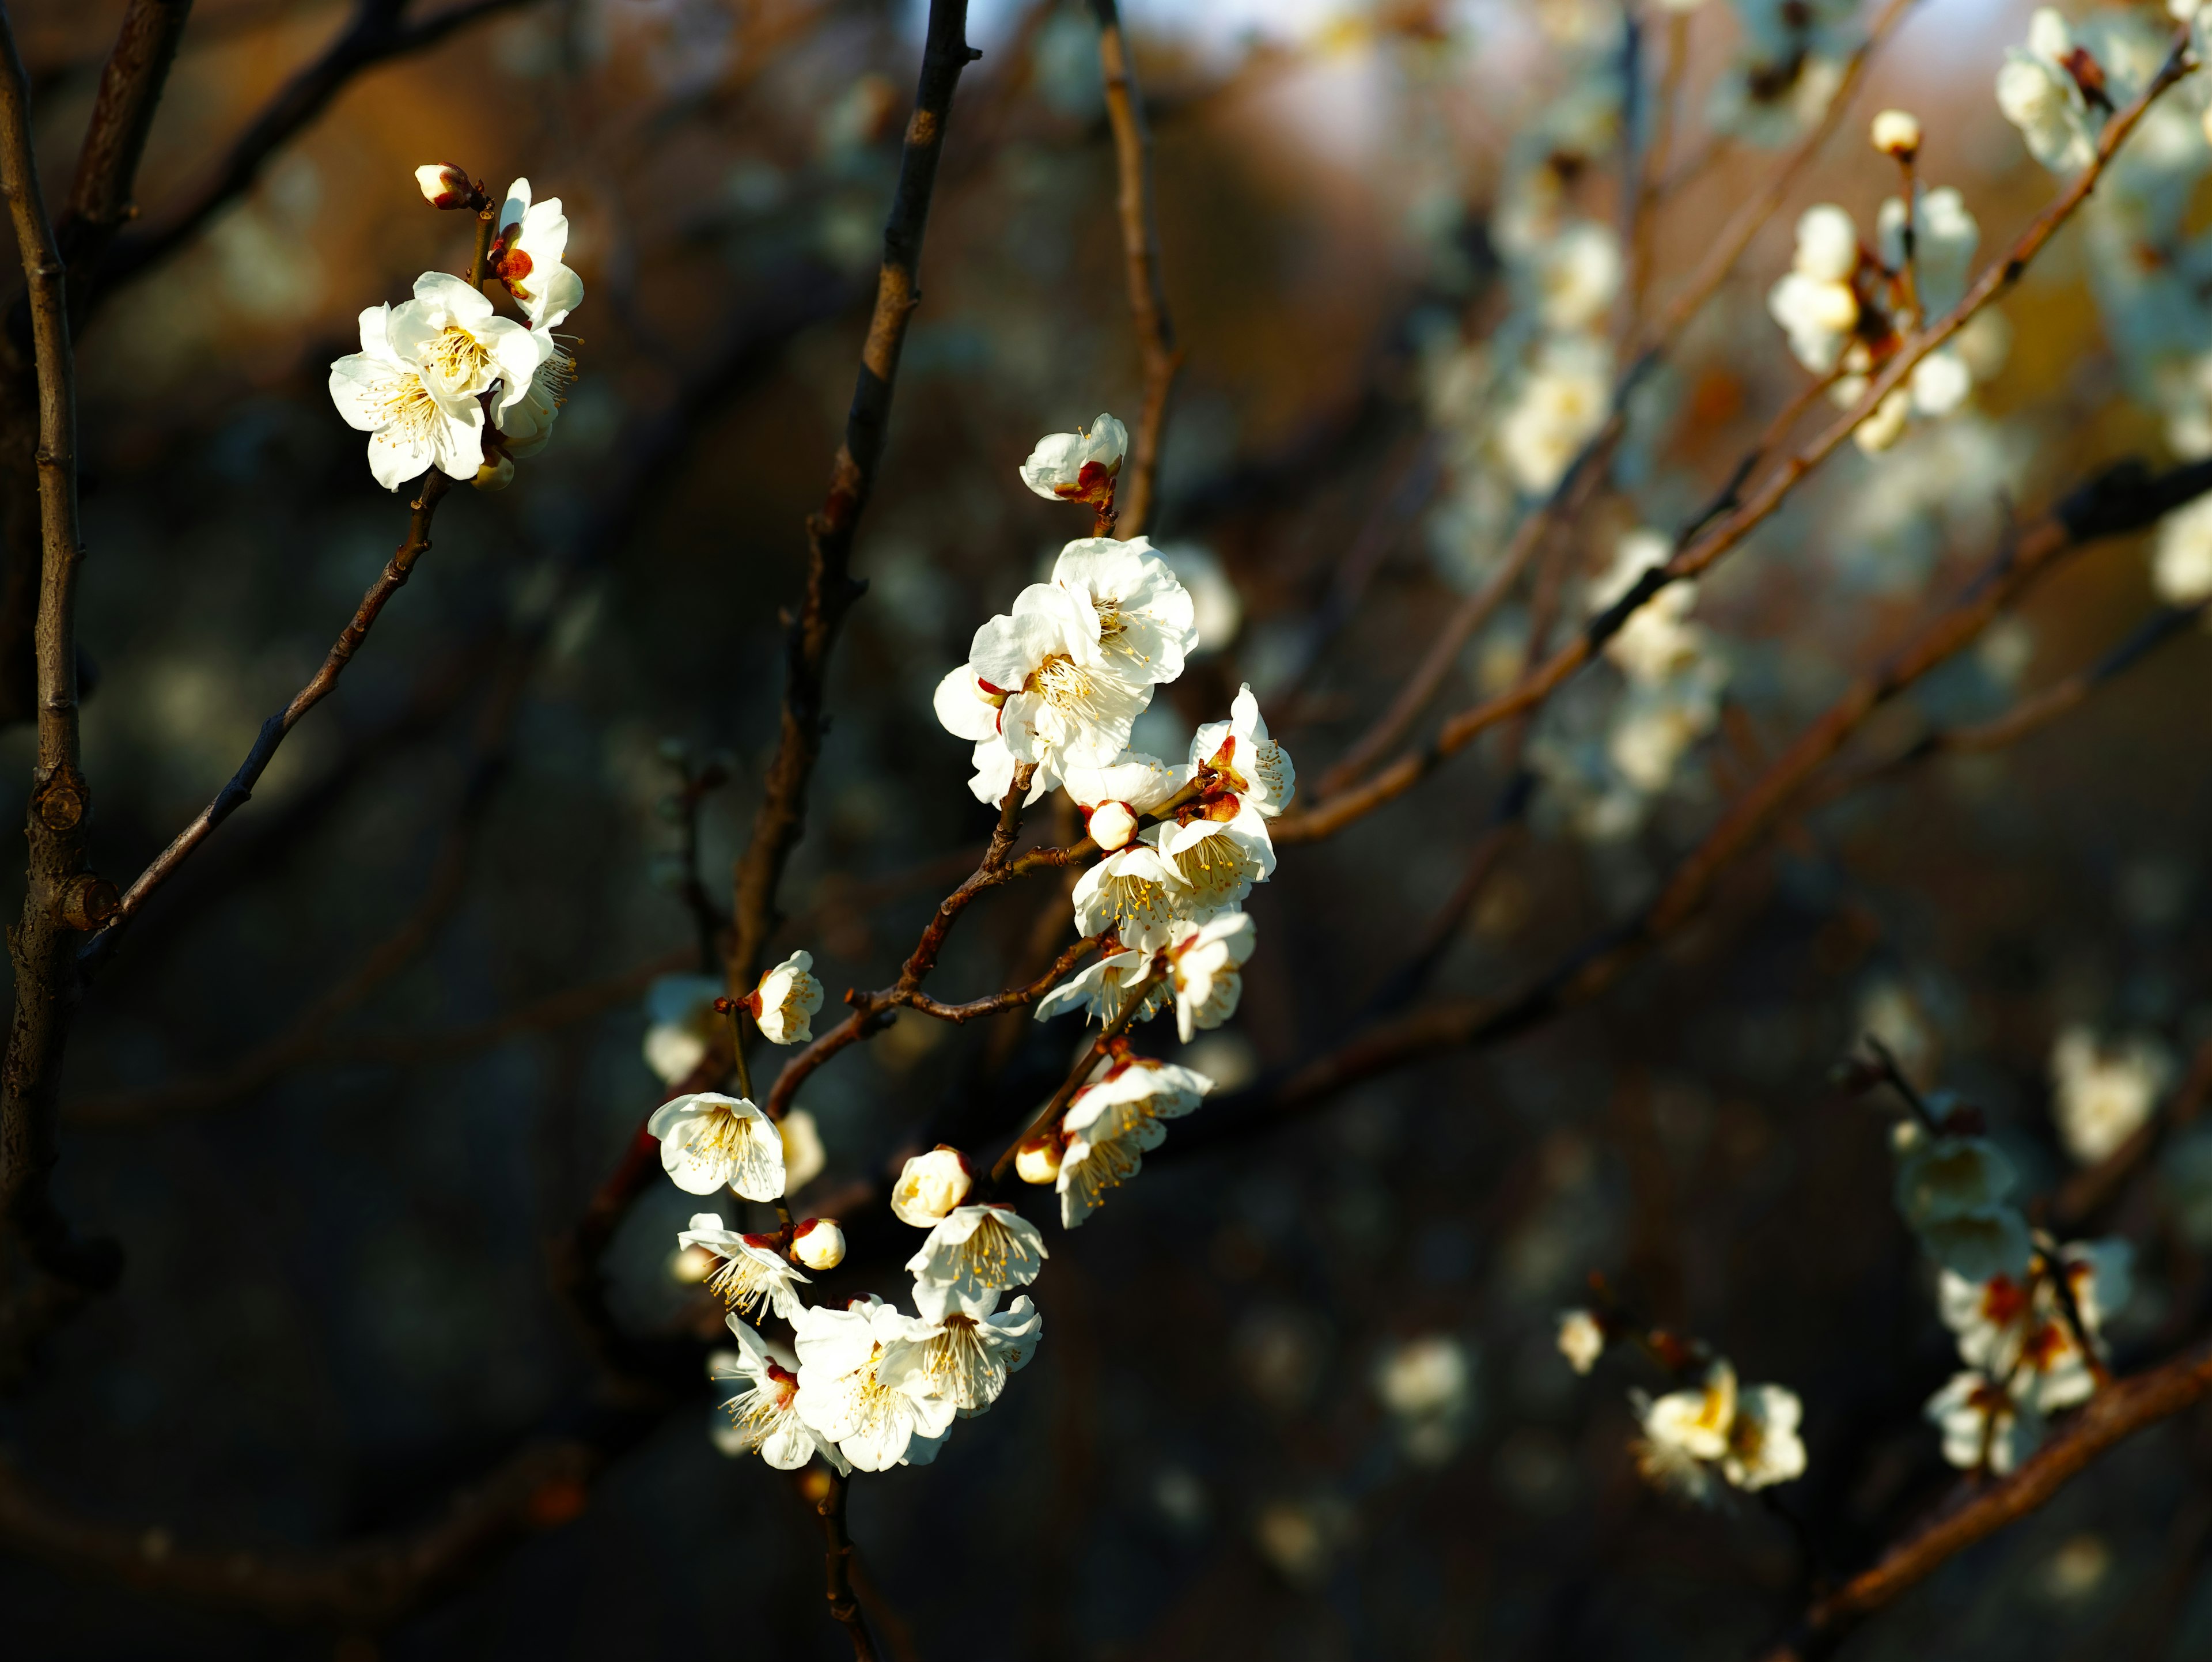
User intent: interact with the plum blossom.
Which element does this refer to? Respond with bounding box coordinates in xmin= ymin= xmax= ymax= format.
xmin=1870 ymin=108 xmax=1922 ymax=158
xmin=713 ymin=1319 xmax=846 ymax=1471
xmin=490 ymin=177 xmax=585 ymax=329
xmin=1071 ymin=844 xmax=1185 ymax=954
xmin=877 ymin=1295 xmax=1043 ymax=1415
xmin=1893 ymin=1128 xmax=2033 ymax=1282
xmin=1557 ymin=1309 xmax=1605 ymax=1375
xmin=1877 ymin=187 xmax=1979 ymax=316
xmin=1589 ymin=532 xmax=1705 ymax=686
xmin=746 ymin=949 xmax=824 ymax=1044
xmin=1020 ymin=414 xmax=1127 ymax=506
xmin=1051 ymin=537 xmax=1199 ymax=690
xmin=1633 ymin=1359 xmax=1806 ymax=1502
xmin=1998 ymin=10 xmax=2101 ymax=174
xmin=793 ymin=1297 xmax=958 ymax=1471
xmin=648 ymin=1092 xmax=786 ymax=1200
xmin=964 ymin=583 xmax=1149 ymax=779
xmin=1063 ymin=752 xmax=1188 ymax=854
xmin=1166 ymin=910 xmax=1257 ymax=1042
xmin=641 ymin=972 xmax=722 ymax=1085
xmin=906 ymin=1202 xmax=1048 ymax=1319
xmin=327 ymin=303 xmax=484 ymax=491
xmin=414 ymin=164 xmax=475 ymax=210
xmin=1937 ymin=1241 xmax=2131 ymax=1413
xmin=2051 ymin=1027 xmax=2172 ymax=1164
xmin=490 ymin=327 xmax=574 ymax=461
xmin=1767 ymin=204 xmax=1862 ymax=375
xmin=1050 ymin=1056 xmax=1211 ymax=1227
xmin=1188 ymin=684 xmax=1295 ymax=820
xmin=891 ymin=1147 xmax=974 ymax=1228
xmin=790 ymin=1216 xmax=846 ymax=1271
xmin=1530 ymin=221 xmax=1622 ymax=332
xmin=678 ymin=1213 xmax=810 ymax=1320
xmin=1034 ymin=945 xmax=1165 ymax=1027
xmin=2153 ymin=495 xmax=2212 ymax=604
xmin=1498 ymin=335 xmax=1611 ymax=494
xmin=1721 ymin=1383 xmax=1808 ymax=1491
xmin=1927 ymin=1369 xmax=2043 ymax=1472
xmin=385 ymin=271 xmax=547 ymax=418
xmin=1150 ymin=811 xmax=1275 ymax=922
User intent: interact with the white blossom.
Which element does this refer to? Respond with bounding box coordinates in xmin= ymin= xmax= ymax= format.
xmin=1557 ymin=1308 xmax=1605 ymax=1375
xmin=491 ymin=177 xmax=585 ymax=329
xmin=793 ymin=1297 xmax=958 ymax=1471
xmin=1853 ymin=385 xmax=1913 ymax=455
xmin=1877 ymin=188 xmax=1979 ymax=317
xmin=2153 ymin=495 xmax=2212 ymax=604
xmin=1937 ymin=1240 xmax=2129 ymax=1414
xmin=876 ymin=1295 xmax=1043 ymax=1415
xmin=791 ymin=1216 xmax=846 ymax=1271
xmin=1531 ymin=221 xmax=1622 ymax=332
xmin=1634 ymin=1359 xmax=1806 ymax=1501
xmin=641 ymin=972 xmax=722 ymax=1085
xmin=1063 ymin=752 xmax=1188 ymax=854
xmin=1150 ymin=811 xmax=1275 ymax=922
xmin=1498 ymin=336 xmax=1611 ymax=494
xmin=2051 ymin=1027 xmax=2172 ymax=1164
xmin=1767 ymin=205 xmax=1862 ymax=376
xmin=1166 ymin=910 xmax=1257 ymax=1043
xmin=747 ymin=949 xmax=824 ymax=1044
xmin=1014 ymin=1135 xmax=1063 ymax=1186
xmin=414 ymin=163 xmax=473 ymax=210
xmin=490 ymin=325 xmax=574 ymax=461
xmin=677 ymin=1213 xmax=809 ymax=1320
xmin=1721 ymin=1384 xmax=1808 ymax=1491
xmin=385 ymin=270 xmax=547 ymax=416
xmin=965 ymin=582 xmax=1150 ymax=776
xmin=327 ymin=302 xmax=483 ymax=491
xmin=647 ymin=1092 xmax=786 ymax=1200
xmin=1188 ymin=684 xmax=1296 ymax=819
xmin=1051 ymin=1054 xmax=1213 ymax=1227
xmin=1051 ymin=537 xmax=1200 ymax=690
xmin=1034 ymin=944 xmax=1164 ymax=1026
xmin=1998 ymin=10 xmax=2100 ymax=175
xmin=1926 ymin=1369 xmax=2043 ymax=1472
xmin=1894 ymin=1132 xmax=2032 ymax=1282
xmin=713 ymin=1318 xmax=846 ymax=1471
xmin=905 ymin=1202 xmax=1048 ymax=1320
xmin=1071 ymin=845 xmax=1186 ymax=954
xmin=1589 ymin=531 xmax=1705 ymax=686
xmin=1870 ymin=108 xmax=1922 ymax=158
xmin=782 ymin=1108 xmax=827 ymax=1191
xmin=890 ymin=1146 xmax=974 ymax=1228
xmin=1020 ymin=414 xmax=1126 ymax=505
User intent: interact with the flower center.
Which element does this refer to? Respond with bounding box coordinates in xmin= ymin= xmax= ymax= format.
xmin=426 ymin=324 xmax=491 ymax=388
xmin=1030 ymin=653 xmax=1095 ymax=709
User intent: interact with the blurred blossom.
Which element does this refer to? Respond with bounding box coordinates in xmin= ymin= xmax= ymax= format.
xmin=1373 ymin=1334 xmax=1475 ymax=1464
xmin=643 ymin=974 xmax=724 ymax=1085
xmin=1151 ymin=1465 xmax=1209 ymax=1535
xmin=1178 ymin=1031 xmax=1258 ymax=1093
xmin=1153 ymin=542 xmax=1244 ymax=657
xmin=781 ymin=1110 xmax=828 ymax=1192
xmin=1857 ymin=978 xmax=1940 ymax=1086
xmin=2152 ymin=494 xmax=2212 ymax=605
xmin=1556 ymin=1309 xmax=1603 ymax=1375
xmin=1499 ymin=335 xmax=1611 ymax=494
xmin=2039 ymin=1534 xmax=2114 ymax=1603
xmin=1927 ymin=1370 xmax=2043 ymax=1474
xmin=1975 ymin=616 xmax=2036 ymax=691
xmin=1236 ymin=1305 xmax=1328 ymax=1413
xmin=1252 ymin=1498 xmax=1347 ymax=1587
xmin=2050 ymin=1027 xmax=2172 ymax=1164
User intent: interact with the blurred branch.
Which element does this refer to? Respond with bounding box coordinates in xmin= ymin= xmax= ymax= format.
xmin=2055 ymin=1032 xmax=2212 ymax=1232
xmin=1285 ymin=37 xmax=2196 ymax=846
xmin=1092 ymin=0 xmax=1179 ymax=537
xmin=0 ymin=0 xmax=116 ymax=1303
xmin=726 ymin=0 xmax=981 ymax=992
xmin=95 ymin=0 xmax=543 ymax=299
xmin=84 ymin=474 xmax=455 ymax=970
xmin=1182 ymin=452 xmax=2212 ymax=1154
xmin=1756 ymin=1335 xmax=2212 ymax=1661
xmin=813 ymin=1470 xmax=880 ymax=1662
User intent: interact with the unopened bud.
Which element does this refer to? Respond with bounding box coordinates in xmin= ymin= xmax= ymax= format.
xmin=415 ymin=164 xmax=475 ymax=210
xmin=1014 ymin=1135 xmax=1062 ymax=1185
xmin=1870 ymin=109 xmax=1921 ymax=160
xmin=472 ymin=455 xmax=514 ymax=491
xmin=891 ymin=1146 xmax=973 ymax=1226
xmin=1088 ymin=800 xmax=1138 ymax=852
xmin=790 ymin=1216 xmax=846 ymax=1270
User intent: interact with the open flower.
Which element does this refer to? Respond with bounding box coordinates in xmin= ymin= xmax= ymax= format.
xmin=876 ymin=1296 xmax=1043 ymax=1415
xmin=1071 ymin=845 xmax=1185 ymax=954
xmin=1019 ymin=414 xmax=1126 ymax=506
xmin=385 ymin=271 xmax=547 ymax=415
xmin=1150 ymin=810 xmax=1275 ymax=921
xmin=1927 ymin=1369 xmax=2043 ymax=1472
xmin=647 ymin=1092 xmax=786 ymax=1200
xmin=1894 ymin=1133 xmax=2033 ymax=1281
xmin=1062 ymin=752 xmax=1188 ymax=853
xmin=1051 ymin=538 xmax=1199 ymax=690
xmin=1189 ymin=684 xmax=1295 ymax=819
xmin=1721 ymin=1384 xmax=1807 ymax=1491
xmin=1634 ymin=1360 xmax=1806 ymax=1501
xmin=328 ymin=304 xmax=484 ymax=490
xmin=1938 ymin=1240 xmax=2131 ymax=1414
xmin=490 ymin=177 xmax=586 ymax=329
xmin=747 ymin=949 xmax=824 ymax=1044
xmin=1035 ymin=945 xmax=1164 ymax=1027
xmin=793 ymin=1297 xmax=959 ymax=1471
xmin=965 ymin=584 xmax=1149 ymax=777
xmin=490 ymin=325 xmax=574 ymax=461
xmin=1642 ymin=1360 xmax=1737 ymax=1462
xmin=713 ymin=1319 xmax=846 ymax=1471
xmin=677 ymin=1214 xmax=810 ymax=1320
xmin=891 ymin=1147 xmax=974 ymax=1228
xmin=1051 ymin=1054 xmax=1213 ymax=1228
xmin=1167 ymin=910 xmax=1257 ymax=1042
xmin=1997 ymin=9 xmax=2100 ymax=173
xmin=2051 ymin=1027 xmax=2171 ymax=1165
xmin=906 ymin=1202 xmax=1048 ymax=1319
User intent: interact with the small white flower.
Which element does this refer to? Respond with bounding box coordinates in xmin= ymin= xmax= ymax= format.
xmin=1895 ymin=1133 xmax=2032 ymax=1281
xmin=790 ymin=1216 xmax=846 ymax=1271
xmin=1498 ymin=336 xmax=1612 ymax=495
xmin=1019 ymin=414 xmax=1127 ymax=505
xmin=1557 ymin=1309 xmax=1605 ymax=1375
xmin=890 ymin=1146 xmax=974 ymax=1228
xmin=677 ymin=1213 xmax=810 ymax=1320
xmin=1641 ymin=1359 xmax=1737 ymax=1463
xmin=1150 ymin=811 xmax=1275 ymax=922
xmin=490 ymin=325 xmax=574 ymax=461
xmin=1589 ymin=531 xmax=1706 ymax=686
xmin=1870 ymin=108 xmax=1922 ymax=158
xmin=1721 ymin=1384 xmax=1808 ymax=1491
xmin=1071 ymin=844 xmax=1186 ymax=953
xmin=965 ymin=584 xmax=1150 ymax=776
xmin=2051 ymin=1027 xmax=2172 ymax=1164
xmin=1189 ymin=684 xmax=1295 ymax=819
xmin=713 ymin=1318 xmax=846 ymax=1471
xmin=1051 ymin=1054 xmax=1213 ymax=1227
xmin=1052 ymin=537 xmax=1199 ymax=689
xmin=385 ymin=270 xmax=548 ymax=414
xmin=641 ymin=972 xmax=723 ymax=1085
xmin=793 ymin=1297 xmax=959 ymax=1472
xmin=1014 ymin=1135 xmax=1063 ymax=1186
xmin=1531 ymin=220 xmax=1622 ymax=332
xmin=747 ymin=949 xmax=825 ymax=1044
xmin=1910 ymin=350 xmax=1974 ymax=419
xmin=782 ymin=1108 xmax=827 ymax=1191
xmin=414 ymin=163 xmax=474 ymax=209
xmin=327 ymin=303 xmax=484 ymax=491
xmin=2153 ymin=495 xmax=2212 ymax=605
xmin=490 ymin=177 xmax=586 ymax=329
xmin=1997 ymin=10 xmax=2099 ymax=175
xmin=905 ymin=1202 xmax=1048 ymax=1320
xmin=1767 ymin=271 xmax=1861 ymax=375
xmin=1034 ymin=945 xmax=1164 ymax=1026
xmin=647 ymin=1092 xmax=786 ymax=1200
xmin=1793 ymin=204 xmax=1861 ymax=284
xmin=1166 ymin=910 xmax=1257 ymax=1043
xmin=1926 ymin=1369 xmax=2043 ymax=1472
xmin=876 ymin=1295 xmax=1043 ymax=1415
xmin=1853 ymin=385 xmax=1914 ymax=455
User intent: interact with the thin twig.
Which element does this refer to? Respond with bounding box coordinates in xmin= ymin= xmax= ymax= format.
xmin=815 ymin=1470 xmax=880 ymax=1661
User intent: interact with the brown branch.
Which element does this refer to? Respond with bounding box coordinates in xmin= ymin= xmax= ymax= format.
xmin=1757 ymin=1337 xmax=2212 ymax=1661
xmin=1283 ymin=37 xmax=2194 ymax=846
xmin=1092 ymin=0 xmax=1179 ymax=537
xmin=56 ymin=0 xmax=193 ymax=290
xmin=94 ymin=0 xmax=543 ymax=300
xmin=0 ymin=0 xmax=115 ymax=1294
xmin=84 ymin=474 xmax=454 ymax=966
xmin=726 ymin=0 xmax=980 ymax=993
xmin=815 ymin=1471 xmax=880 ymax=1662
xmin=893 ymin=933 xmax=1100 ymax=1024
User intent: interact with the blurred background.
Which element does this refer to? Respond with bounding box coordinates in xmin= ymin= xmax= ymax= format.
xmin=6 ymin=0 xmax=2212 ymax=1655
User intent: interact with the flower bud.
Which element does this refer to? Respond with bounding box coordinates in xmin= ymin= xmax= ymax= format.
xmin=414 ymin=164 xmax=475 ymax=210
xmin=1088 ymin=800 xmax=1138 ymax=853
xmin=1014 ymin=1135 xmax=1062 ymax=1186
xmin=472 ymin=455 xmax=514 ymax=491
xmin=1869 ymin=109 xmax=1921 ymax=160
xmin=790 ymin=1216 xmax=846 ymax=1270
xmin=891 ymin=1146 xmax=972 ymax=1226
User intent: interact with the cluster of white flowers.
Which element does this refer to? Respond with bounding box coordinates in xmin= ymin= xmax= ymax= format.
xmin=329 ymin=170 xmax=582 ymax=491
xmin=1764 ymin=116 xmax=1993 ymax=456
xmin=1884 ymin=1077 xmax=2135 ymax=1474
